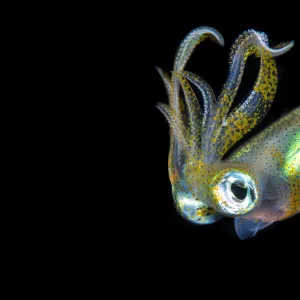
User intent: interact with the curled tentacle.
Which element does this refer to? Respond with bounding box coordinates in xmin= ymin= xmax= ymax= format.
xmin=203 ymin=30 xmax=294 ymax=161
xmin=173 ymin=26 xmax=225 ymax=72
xmin=157 ymin=27 xmax=225 ymax=159
xmin=171 ymin=27 xmax=224 ymax=119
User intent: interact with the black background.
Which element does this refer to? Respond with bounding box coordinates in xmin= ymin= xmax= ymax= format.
xmin=27 ymin=6 xmax=300 ymax=249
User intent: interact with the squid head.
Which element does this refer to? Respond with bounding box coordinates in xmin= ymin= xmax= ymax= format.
xmin=157 ymin=26 xmax=298 ymax=239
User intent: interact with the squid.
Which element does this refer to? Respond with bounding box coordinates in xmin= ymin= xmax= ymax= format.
xmin=157 ymin=26 xmax=299 ymax=239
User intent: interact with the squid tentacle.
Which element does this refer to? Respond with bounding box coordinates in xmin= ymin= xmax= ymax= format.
xmin=157 ymin=27 xmax=224 ymax=155
xmin=180 ymin=71 xmax=217 ymax=143
xmin=174 ymin=26 xmax=225 ymax=72
xmin=176 ymin=72 xmax=202 ymax=150
xmin=156 ymin=103 xmax=190 ymax=151
xmin=171 ymin=27 xmax=224 ymax=119
xmin=204 ymin=30 xmax=294 ymax=161
xmin=156 ymin=67 xmax=172 ymax=97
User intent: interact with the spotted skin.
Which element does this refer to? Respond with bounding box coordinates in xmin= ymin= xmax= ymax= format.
xmin=229 ymin=107 xmax=300 ymax=238
xmin=157 ymin=26 xmax=298 ymax=238
xmin=204 ymin=30 xmax=288 ymax=162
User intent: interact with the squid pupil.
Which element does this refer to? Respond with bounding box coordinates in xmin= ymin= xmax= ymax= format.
xmin=231 ymin=181 xmax=248 ymax=200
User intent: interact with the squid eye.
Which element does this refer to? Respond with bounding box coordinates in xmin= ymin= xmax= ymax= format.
xmin=230 ymin=180 xmax=256 ymax=202
xmin=231 ymin=181 xmax=247 ymax=200
xmin=212 ymin=170 xmax=259 ymax=216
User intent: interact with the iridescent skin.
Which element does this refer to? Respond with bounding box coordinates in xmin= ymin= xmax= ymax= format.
xmin=157 ymin=26 xmax=299 ymax=238
xmin=229 ymin=107 xmax=300 ymax=239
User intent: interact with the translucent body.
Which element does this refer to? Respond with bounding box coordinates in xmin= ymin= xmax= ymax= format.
xmin=157 ymin=26 xmax=299 ymax=239
xmin=229 ymin=107 xmax=300 ymax=239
